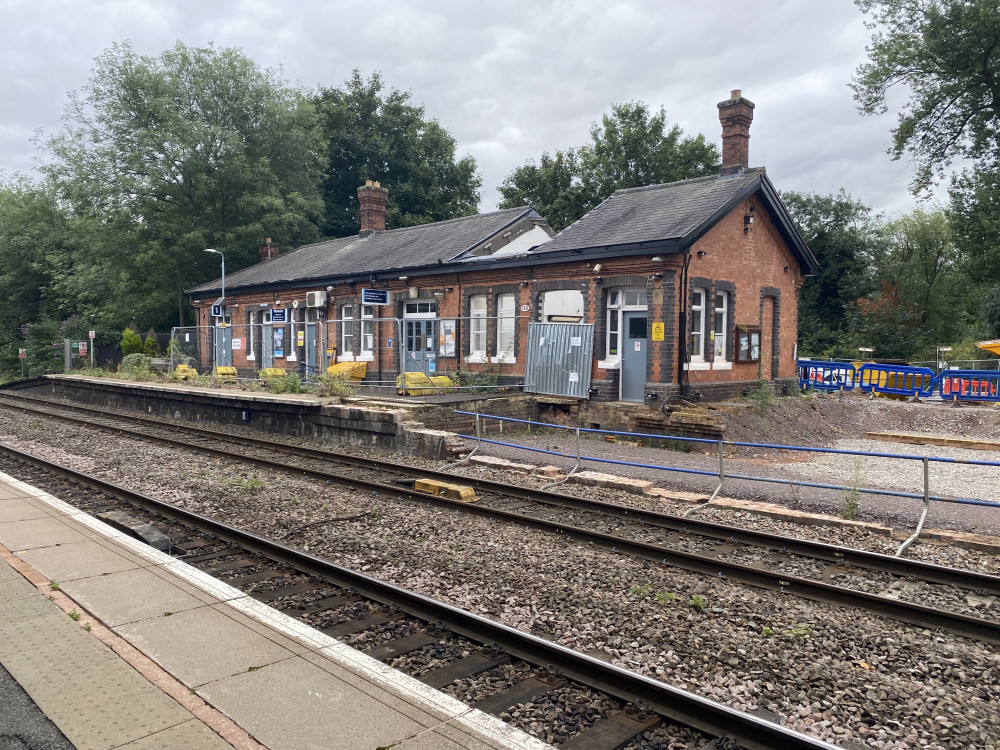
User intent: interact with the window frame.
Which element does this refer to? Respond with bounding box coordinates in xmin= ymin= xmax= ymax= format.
xmin=690 ymin=287 xmax=707 ymax=362
xmin=469 ymin=295 xmax=487 ymax=360
xmin=340 ymin=304 xmax=354 ymax=359
xmin=360 ymin=304 xmax=375 ymax=361
xmin=713 ymin=291 xmax=729 ymax=361
xmin=494 ymin=293 xmax=516 ymax=363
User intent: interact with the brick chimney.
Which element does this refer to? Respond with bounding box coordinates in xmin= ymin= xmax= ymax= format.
xmin=717 ymin=89 xmax=755 ymax=175
xmin=358 ymin=180 xmax=388 ymax=237
xmin=258 ymin=237 xmax=279 ymax=263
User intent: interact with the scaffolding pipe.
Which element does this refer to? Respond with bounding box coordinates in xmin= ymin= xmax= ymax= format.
xmin=896 ymin=457 xmax=931 ymax=557
xmin=684 ymin=440 xmax=725 ymax=518
xmin=541 ymin=427 xmax=582 ymax=491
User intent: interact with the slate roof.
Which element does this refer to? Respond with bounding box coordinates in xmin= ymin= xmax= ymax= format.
xmin=188 ymin=206 xmax=535 ymax=295
xmin=535 ymin=168 xmax=818 ymax=274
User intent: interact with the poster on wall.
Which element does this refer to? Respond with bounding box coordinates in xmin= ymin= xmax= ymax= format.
xmin=438 ymin=320 xmax=456 ymax=357
xmin=273 ymin=328 xmax=285 ymax=358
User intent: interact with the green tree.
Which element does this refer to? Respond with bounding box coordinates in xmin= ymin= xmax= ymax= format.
xmin=782 ymin=191 xmax=878 ymax=356
xmin=847 ymin=282 xmax=925 ymax=359
xmin=497 ymin=150 xmax=588 ymax=233
xmin=313 ymin=71 xmax=481 ymax=238
xmin=873 ymin=208 xmax=971 ymax=349
xmin=499 ymin=102 xmax=719 ymax=231
xmin=120 ymin=328 xmax=143 ymax=356
xmin=951 ymin=165 xmax=1000 ymax=282
xmin=41 ymin=41 xmax=327 ymax=330
xmin=851 ymin=0 xmax=1000 ymax=192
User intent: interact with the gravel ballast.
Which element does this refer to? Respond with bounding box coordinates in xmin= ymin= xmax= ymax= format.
xmin=1 ymin=403 xmax=999 ymax=749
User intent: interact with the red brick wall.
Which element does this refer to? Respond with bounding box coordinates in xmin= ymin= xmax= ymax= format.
xmin=195 ymin=197 xmax=806 ymax=397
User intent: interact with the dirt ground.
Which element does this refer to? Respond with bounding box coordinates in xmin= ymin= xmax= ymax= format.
xmin=716 ymin=389 xmax=1000 ymax=448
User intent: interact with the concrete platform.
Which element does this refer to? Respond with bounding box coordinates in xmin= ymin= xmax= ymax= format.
xmin=0 ymin=471 xmax=551 ymax=750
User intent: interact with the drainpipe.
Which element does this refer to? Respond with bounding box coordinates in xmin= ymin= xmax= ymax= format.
xmin=678 ymin=250 xmax=692 ymax=398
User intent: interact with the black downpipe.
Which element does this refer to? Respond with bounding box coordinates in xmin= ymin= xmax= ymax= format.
xmin=678 ymin=251 xmax=692 ymax=398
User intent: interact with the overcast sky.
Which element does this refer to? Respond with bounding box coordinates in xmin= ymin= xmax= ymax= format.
xmin=2 ymin=0 xmax=934 ymax=218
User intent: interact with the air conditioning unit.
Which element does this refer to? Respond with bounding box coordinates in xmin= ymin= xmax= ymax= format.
xmin=305 ymin=291 xmax=327 ymax=308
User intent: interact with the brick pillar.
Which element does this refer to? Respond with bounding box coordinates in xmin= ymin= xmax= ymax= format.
xmin=717 ymin=90 xmax=755 ymax=175
xmin=358 ymin=180 xmax=389 ymax=237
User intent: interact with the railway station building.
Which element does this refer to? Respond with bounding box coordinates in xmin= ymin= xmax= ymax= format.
xmin=187 ymin=91 xmax=817 ymax=403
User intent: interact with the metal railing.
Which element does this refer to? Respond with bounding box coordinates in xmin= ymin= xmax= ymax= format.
xmin=452 ymin=410 xmax=1000 ymax=557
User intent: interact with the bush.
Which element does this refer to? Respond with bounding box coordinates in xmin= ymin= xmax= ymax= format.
xmin=266 ymin=372 xmax=304 ymax=394
xmin=309 ymin=374 xmax=356 ymax=398
xmin=143 ymin=335 xmax=159 ymax=356
xmin=120 ymin=328 xmax=143 ymax=356
xmin=119 ymin=353 xmax=153 ymax=376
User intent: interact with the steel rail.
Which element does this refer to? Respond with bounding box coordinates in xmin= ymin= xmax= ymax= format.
xmin=3 ymin=392 xmax=998 ymax=597
xmin=6 ymin=403 xmax=1000 ymax=646
xmin=0 ymin=443 xmax=840 ymax=750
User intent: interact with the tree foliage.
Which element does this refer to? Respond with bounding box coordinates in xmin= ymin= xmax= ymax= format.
xmin=782 ymin=191 xmax=878 ymax=356
xmin=41 ymin=41 xmax=327 ymax=330
xmin=313 ymin=71 xmax=481 ymax=238
xmin=852 ymin=0 xmax=1000 ymax=192
xmin=499 ymin=102 xmax=719 ymax=231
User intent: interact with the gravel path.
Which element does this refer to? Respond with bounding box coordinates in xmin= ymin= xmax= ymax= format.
xmin=2 ymin=406 xmax=1000 ymax=748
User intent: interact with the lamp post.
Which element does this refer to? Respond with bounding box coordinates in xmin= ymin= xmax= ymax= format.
xmin=937 ymin=346 xmax=952 ymax=373
xmin=204 ymin=249 xmax=226 ymax=371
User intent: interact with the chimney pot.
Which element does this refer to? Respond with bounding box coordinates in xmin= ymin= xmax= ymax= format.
xmin=718 ymin=90 xmax=755 ymax=175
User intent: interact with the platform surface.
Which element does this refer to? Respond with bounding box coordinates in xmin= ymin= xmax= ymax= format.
xmin=0 ymin=472 xmax=551 ymax=750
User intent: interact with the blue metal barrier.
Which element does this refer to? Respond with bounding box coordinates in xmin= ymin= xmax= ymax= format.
xmin=798 ymin=360 xmax=855 ymax=392
xmin=938 ymin=370 xmax=1000 ymax=403
xmin=856 ymin=363 xmax=935 ymax=398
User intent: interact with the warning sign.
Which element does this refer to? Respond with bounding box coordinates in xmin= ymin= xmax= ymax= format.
xmin=652 ymin=322 xmax=664 ymax=341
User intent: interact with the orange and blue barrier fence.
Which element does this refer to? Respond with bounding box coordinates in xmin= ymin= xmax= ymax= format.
xmin=798 ymin=360 xmax=1000 ymax=402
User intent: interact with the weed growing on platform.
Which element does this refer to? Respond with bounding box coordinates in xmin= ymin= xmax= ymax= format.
xmin=309 ymin=373 xmax=356 ymax=398
xmin=842 ymin=458 xmax=865 ymax=520
xmin=68 ymin=610 xmax=80 ymax=621
xmin=49 ymin=580 xmax=60 ymax=591
xmin=267 ymin=372 xmax=304 ymax=394
xmin=83 ymin=622 xmax=91 ymax=632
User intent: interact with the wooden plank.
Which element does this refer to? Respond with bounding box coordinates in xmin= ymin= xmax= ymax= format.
xmin=865 ymin=432 xmax=1000 ymax=452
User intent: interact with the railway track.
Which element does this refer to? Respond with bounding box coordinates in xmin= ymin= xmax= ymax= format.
xmin=0 ymin=443 xmax=841 ymax=750
xmin=2 ymin=391 xmax=999 ymax=646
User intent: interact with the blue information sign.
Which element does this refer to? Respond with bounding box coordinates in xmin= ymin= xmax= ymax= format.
xmin=271 ymin=309 xmax=287 ymax=323
xmin=361 ymin=288 xmax=391 ymax=305
xmin=211 ymin=304 xmax=223 ymax=317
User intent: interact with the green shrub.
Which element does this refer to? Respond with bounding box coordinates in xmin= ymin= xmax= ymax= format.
xmin=143 ymin=335 xmax=159 ymax=356
xmin=267 ymin=373 xmax=304 ymax=394
xmin=309 ymin=373 xmax=356 ymax=398
xmin=120 ymin=353 xmax=153 ymax=377
xmin=120 ymin=328 xmax=143 ymax=356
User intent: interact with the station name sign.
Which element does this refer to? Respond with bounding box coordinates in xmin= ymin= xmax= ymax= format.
xmin=361 ymin=288 xmax=391 ymax=306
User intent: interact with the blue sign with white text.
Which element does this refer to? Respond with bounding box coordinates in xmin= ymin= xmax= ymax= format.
xmin=361 ymin=288 xmax=391 ymax=305
xmin=271 ymin=309 xmax=287 ymax=323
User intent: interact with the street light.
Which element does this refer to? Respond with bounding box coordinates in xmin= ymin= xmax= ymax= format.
xmin=937 ymin=346 xmax=952 ymax=372
xmin=204 ymin=249 xmax=226 ymax=372
xmin=204 ymin=248 xmax=225 ymax=303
